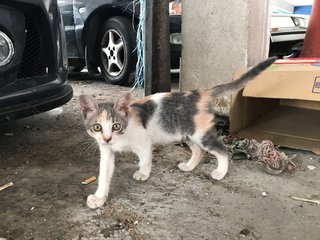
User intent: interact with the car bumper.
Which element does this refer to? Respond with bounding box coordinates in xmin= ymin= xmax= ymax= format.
xmin=0 ymin=77 xmax=73 ymax=121
xmin=0 ymin=0 xmax=72 ymax=121
xmin=271 ymin=31 xmax=306 ymax=43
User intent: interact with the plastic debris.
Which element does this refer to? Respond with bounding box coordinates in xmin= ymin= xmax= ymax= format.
xmin=307 ymin=165 xmax=316 ymax=170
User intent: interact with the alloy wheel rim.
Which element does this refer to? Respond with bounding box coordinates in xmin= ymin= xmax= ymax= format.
xmin=101 ymin=29 xmax=126 ymax=77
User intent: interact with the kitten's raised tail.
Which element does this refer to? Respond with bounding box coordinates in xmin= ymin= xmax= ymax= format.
xmin=210 ymin=57 xmax=277 ymax=97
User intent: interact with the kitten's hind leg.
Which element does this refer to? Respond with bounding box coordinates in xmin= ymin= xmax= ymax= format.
xmin=200 ymin=133 xmax=229 ymax=180
xmin=133 ymin=145 xmax=152 ymax=181
xmin=209 ymin=150 xmax=228 ymax=180
xmin=178 ymin=142 xmax=204 ymax=172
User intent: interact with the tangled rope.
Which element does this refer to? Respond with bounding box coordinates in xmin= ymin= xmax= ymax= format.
xmin=221 ymin=135 xmax=297 ymax=175
xmin=132 ymin=0 xmax=145 ymax=89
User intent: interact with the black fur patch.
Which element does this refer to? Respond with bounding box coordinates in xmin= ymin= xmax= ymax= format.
xmin=131 ymin=100 xmax=157 ymax=128
xmin=159 ymin=91 xmax=200 ymax=135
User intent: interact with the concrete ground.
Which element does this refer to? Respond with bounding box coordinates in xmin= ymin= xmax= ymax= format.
xmin=0 ymin=74 xmax=319 ymax=240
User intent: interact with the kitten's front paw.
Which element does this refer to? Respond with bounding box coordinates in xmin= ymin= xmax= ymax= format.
xmin=178 ymin=162 xmax=194 ymax=172
xmin=133 ymin=171 xmax=150 ymax=181
xmin=86 ymin=194 xmax=106 ymax=209
xmin=211 ymin=170 xmax=227 ymax=180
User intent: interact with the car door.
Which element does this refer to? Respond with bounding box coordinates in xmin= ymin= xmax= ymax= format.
xmin=58 ymin=0 xmax=79 ymax=59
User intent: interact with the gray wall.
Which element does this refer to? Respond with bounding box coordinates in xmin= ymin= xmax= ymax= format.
xmin=180 ymin=0 xmax=270 ymax=91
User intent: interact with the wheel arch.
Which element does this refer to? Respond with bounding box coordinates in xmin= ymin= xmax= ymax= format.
xmin=82 ymin=6 xmax=138 ymax=74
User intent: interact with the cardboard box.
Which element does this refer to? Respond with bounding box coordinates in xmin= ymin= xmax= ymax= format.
xmin=230 ymin=58 xmax=320 ymax=154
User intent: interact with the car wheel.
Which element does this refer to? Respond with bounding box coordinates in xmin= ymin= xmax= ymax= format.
xmin=99 ymin=16 xmax=136 ymax=86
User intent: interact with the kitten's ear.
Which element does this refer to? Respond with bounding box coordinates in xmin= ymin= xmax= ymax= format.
xmin=79 ymin=94 xmax=99 ymax=119
xmin=114 ymin=92 xmax=131 ymax=117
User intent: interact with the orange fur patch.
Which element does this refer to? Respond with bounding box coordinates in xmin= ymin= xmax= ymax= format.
xmin=194 ymin=91 xmax=214 ymax=133
xmin=129 ymin=108 xmax=141 ymax=123
xmin=97 ymin=110 xmax=108 ymax=124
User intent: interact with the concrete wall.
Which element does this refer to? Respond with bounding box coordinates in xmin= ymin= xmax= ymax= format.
xmin=180 ymin=0 xmax=270 ymax=91
xmin=248 ymin=0 xmax=271 ymax=66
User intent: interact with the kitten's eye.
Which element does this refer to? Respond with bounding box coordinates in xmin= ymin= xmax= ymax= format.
xmin=93 ymin=124 xmax=102 ymax=132
xmin=112 ymin=122 xmax=123 ymax=132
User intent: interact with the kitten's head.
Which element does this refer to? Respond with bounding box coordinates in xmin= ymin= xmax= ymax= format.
xmin=79 ymin=93 xmax=131 ymax=145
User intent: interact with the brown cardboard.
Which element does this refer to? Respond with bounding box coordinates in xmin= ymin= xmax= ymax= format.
xmin=230 ymin=59 xmax=320 ymax=154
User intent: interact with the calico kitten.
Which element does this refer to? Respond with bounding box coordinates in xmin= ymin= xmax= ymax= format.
xmin=80 ymin=57 xmax=276 ymax=208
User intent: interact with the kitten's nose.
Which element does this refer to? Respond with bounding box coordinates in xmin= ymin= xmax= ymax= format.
xmin=103 ymin=136 xmax=112 ymax=143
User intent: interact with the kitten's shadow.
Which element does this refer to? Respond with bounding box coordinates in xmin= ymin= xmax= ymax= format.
xmin=108 ymin=153 xmax=142 ymax=199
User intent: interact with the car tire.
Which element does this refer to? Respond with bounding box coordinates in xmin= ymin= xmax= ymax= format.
xmin=98 ymin=16 xmax=136 ymax=86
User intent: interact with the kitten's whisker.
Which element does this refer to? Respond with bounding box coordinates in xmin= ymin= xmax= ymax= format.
xmin=77 ymin=139 xmax=99 ymax=161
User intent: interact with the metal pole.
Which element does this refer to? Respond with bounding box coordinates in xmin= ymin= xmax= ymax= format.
xmin=152 ymin=0 xmax=171 ymax=93
xmin=144 ymin=0 xmax=171 ymax=96
xmin=144 ymin=0 xmax=153 ymax=96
